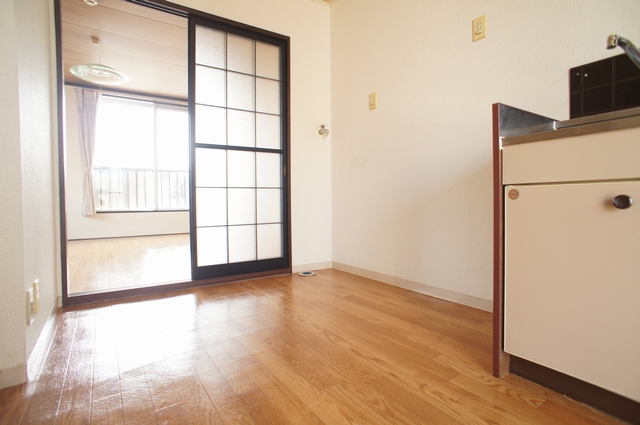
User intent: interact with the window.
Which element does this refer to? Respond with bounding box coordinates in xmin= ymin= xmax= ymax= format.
xmin=93 ymin=95 xmax=189 ymax=211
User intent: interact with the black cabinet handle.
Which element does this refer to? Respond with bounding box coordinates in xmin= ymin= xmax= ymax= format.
xmin=613 ymin=195 xmax=633 ymax=209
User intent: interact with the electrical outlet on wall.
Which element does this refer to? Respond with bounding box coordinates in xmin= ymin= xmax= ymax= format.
xmin=26 ymin=288 xmax=34 ymax=325
xmin=473 ymin=15 xmax=486 ymax=42
xmin=33 ymin=279 xmax=40 ymax=315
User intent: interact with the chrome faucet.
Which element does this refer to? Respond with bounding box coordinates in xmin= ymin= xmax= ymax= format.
xmin=607 ymin=34 xmax=640 ymax=69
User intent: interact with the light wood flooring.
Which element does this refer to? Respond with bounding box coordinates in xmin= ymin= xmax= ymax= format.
xmin=0 ymin=270 xmax=624 ymax=424
xmin=67 ymin=234 xmax=191 ymax=294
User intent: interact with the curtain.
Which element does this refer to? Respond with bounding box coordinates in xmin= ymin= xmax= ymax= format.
xmin=76 ymin=88 xmax=100 ymax=216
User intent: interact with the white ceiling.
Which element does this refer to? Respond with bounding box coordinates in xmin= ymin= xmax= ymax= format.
xmin=61 ymin=0 xmax=188 ymax=99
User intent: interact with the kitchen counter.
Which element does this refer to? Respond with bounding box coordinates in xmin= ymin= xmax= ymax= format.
xmin=502 ymin=105 xmax=640 ymax=146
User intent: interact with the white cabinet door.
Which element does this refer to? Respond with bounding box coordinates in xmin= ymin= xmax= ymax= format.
xmin=504 ymin=181 xmax=640 ymax=402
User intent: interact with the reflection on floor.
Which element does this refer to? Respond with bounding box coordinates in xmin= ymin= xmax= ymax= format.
xmin=67 ymin=234 xmax=191 ymax=294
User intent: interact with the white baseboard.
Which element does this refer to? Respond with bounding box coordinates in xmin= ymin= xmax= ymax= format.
xmin=0 ymin=364 xmax=28 ymax=390
xmin=292 ymin=261 xmax=332 ymax=273
xmin=27 ymin=302 xmax=59 ymax=382
xmin=332 ymin=262 xmax=493 ymax=312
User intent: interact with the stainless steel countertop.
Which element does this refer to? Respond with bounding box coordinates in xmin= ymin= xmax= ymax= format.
xmin=502 ymin=106 xmax=640 ymax=146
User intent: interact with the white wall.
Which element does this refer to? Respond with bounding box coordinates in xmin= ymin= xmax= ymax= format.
xmin=64 ymin=85 xmax=190 ymax=240
xmin=0 ymin=0 xmax=27 ymax=389
xmin=169 ymin=0 xmax=333 ymax=269
xmin=330 ymin=0 xmax=640 ymax=307
xmin=0 ymin=0 xmax=59 ymax=389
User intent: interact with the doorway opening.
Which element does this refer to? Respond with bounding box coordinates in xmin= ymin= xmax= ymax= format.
xmin=61 ymin=0 xmax=190 ymax=298
xmin=57 ymin=0 xmax=291 ymax=305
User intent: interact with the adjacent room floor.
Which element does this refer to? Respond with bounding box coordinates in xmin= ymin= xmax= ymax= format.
xmin=0 ymin=270 xmax=622 ymax=424
xmin=67 ymin=234 xmax=191 ymax=294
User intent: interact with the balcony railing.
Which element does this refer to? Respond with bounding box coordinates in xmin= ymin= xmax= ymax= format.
xmin=93 ymin=167 xmax=189 ymax=211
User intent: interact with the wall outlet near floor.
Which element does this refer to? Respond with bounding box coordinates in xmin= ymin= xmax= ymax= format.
xmin=26 ymin=288 xmax=34 ymax=325
xmin=473 ymin=15 xmax=486 ymax=42
xmin=33 ymin=279 xmax=40 ymax=315
xmin=369 ymin=92 xmax=377 ymax=110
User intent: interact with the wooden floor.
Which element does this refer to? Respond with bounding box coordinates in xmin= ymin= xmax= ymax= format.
xmin=0 ymin=270 xmax=623 ymax=424
xmin=67 ymin=234 xmax=191 ymax=294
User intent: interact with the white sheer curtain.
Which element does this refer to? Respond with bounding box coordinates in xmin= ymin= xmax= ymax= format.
xmin=76 ymin=88 xmax=100 ymax=216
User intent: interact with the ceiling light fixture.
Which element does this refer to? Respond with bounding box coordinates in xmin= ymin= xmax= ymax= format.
xmin=69 ymin=36 xmax=128 ymax=86
xmin=70 ymin=63 xmax=129 ymax=85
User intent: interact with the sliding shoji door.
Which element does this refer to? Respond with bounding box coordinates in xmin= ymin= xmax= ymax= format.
xmin=189 ymin=16 xmax=290 ymax=280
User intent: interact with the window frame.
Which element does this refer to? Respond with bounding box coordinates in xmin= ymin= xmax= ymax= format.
xmin=93 ymin=93 xmax=190 ymax=213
